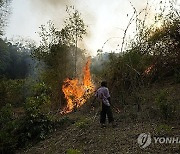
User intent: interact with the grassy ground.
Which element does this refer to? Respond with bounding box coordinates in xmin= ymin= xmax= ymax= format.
xmin=17 ymin=82 xmax=180 ymax=154
xmin=17 ymin=112 xmax=180 ymax=154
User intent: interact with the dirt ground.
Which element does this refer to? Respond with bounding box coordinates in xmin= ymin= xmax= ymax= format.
xmin=17 ymin=110 xmax=180 ymax=154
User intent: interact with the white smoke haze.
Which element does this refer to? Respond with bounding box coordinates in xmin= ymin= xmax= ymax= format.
xmin=5 ymin=0 xmax=171 ymax=55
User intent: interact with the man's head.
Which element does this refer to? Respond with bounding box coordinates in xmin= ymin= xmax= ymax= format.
xmin=101 ymin=81 xmax=107 ymax=87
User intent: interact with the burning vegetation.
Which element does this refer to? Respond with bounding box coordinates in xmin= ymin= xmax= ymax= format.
xmin=144 ymin=65 xmax=154 ymax=75
xmin=61 ymin=58 xmax=94 ymax=114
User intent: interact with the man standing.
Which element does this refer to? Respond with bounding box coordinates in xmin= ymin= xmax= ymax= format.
xmin=92 ymin=81 xmax=114 ymax=128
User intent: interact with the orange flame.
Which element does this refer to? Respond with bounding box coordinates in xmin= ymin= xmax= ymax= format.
xmin=144 ymin=65 xmax=154 ymax=75
xmin=61 ymin=58 xmax=94 ymax=114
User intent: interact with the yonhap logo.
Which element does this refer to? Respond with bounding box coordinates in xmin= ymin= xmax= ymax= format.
xmin=137 ymin=133 xmax=152 ymax=148
xmin=137 ymin=133 xmax=180 ymax=149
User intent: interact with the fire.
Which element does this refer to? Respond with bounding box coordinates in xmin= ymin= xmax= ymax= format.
xmin=61 ymin=58 xmax=94 ymax=114
xmin=144 ymin=65 xmax=154 ymax=75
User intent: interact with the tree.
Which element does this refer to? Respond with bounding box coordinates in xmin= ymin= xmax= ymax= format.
xmin=32 ymin=8 xmax=87 ymax=110
xmin=63 ymin=6 xmax=87 ymax=77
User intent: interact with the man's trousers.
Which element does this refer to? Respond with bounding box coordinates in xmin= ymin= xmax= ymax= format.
xmin=100 ymin=102 xmax=114 ymax=124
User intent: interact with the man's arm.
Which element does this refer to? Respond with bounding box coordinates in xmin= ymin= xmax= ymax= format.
xmin=106 ymin=88 xmax=111 ymax=104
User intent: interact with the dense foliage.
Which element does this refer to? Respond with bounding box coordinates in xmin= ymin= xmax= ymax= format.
xmin=0 ymin=7 xmax=87 ymax=153
xmin=31 ymin=8 xmax=87 ymax=110
xmin=91 ymin=3 xmax=180 ymax=119
xmin=92 ymin=3 xmax=180 ymax=91
xmin=0 ymin=39 xmax=34 ymax=79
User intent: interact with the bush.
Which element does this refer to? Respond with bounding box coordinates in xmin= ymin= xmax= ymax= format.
xmin=155 ymin=90 xmax=174 ymax=120
xmin=0 ymin=82 xmax=59 ymax=153
xmin=0 ymin=130 xmax=18 ymax=154
xmin=156 ymin=124 xmax=172 ymax=135
xmin=0 ymin=104 xmax=18 ymax=153
xmin=75 ymin=118 xmax=90 ymax=129
xmin=174 ymin=70 xmax=180 ymax=83
xmin=16 ymin=82 xmax=53 ymax=147
xmin=0 ymin=79 xmax=25 ymax=108
xmin=0 ymin=103 xmax=13 ymax=128
xmin=17 ymin=114 xmax=54 ymax=147
xmin=66 ymin=149 xmax=81 ymax=154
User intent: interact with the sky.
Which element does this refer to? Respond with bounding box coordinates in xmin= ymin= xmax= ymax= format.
xmin=4 ymin=0 xmax=179 ymax=55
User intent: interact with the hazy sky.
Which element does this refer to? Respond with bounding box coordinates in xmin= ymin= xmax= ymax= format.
xmin=5 ymin=0 xmax=177 ymax=55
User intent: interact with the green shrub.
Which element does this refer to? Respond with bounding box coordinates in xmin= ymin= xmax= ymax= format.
xmin=17 ymin=114 xmax=54 ymax=147
xmin=156 ymin=124 xmax=172 ymax=135
xmin=174 ymin=70 xmax=180 ymax=83
xmin=0 ymin=130 xmax=18 ymax=154
xmin=155 ymin=90 xmax=174 ymax=120
xmin=0 ymin=104 xmax=18 ymax=153
xmin=75 ymin=118 xmax=90 ymax=129
xmin=16 ymin=83 xmax=53 ymax=147
xmin=0 ymin=83 xmax=56 ymax=152
xmin=66 ymin=149 xmax=81 ymax=154
xmin=0 ymin=79 xmax=25 ymax=108
xmin=0 ymin=103 xmax=13 ymax=128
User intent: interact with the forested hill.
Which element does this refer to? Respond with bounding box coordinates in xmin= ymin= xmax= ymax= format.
xmin=0 ymin=38 xmax=35 ymax=79
xmin=1 ymin=1 xmax=180 ymax=153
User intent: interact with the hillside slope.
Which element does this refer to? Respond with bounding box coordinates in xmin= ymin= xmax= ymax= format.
xmin=18 ymin=82 xmax=180 ymax=154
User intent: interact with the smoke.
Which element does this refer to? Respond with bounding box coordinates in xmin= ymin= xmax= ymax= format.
xmin=6 ymin=0 xmax=166 ymax=56
xmin=28 ymin=0 xmax=97 ymax=54
xmin=28 ymin=0 xmax=160 ymax=55
xmin=29 ymin=0 xmax=71 ymax=8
